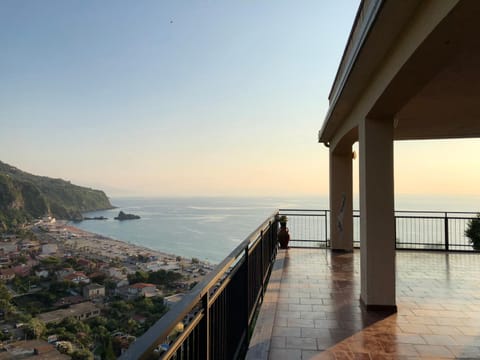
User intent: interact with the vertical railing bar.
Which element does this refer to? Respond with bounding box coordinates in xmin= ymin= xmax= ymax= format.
xmin=325 ymin=210 xmax=328 ymax=247
xmin=260 ymin=229 xmax=265 ymax=298
xmin=222 ymin=291 xmax=226 ymax=358
xmin=200 ymin=292 xmax=210 ymax=359
xmin=244 ymin=245 xmax=249 ymax=353
xmin=394 ymin=215 xmax=397 ymax=249
xmin=445 ymin=212 xmax=449 ymax=251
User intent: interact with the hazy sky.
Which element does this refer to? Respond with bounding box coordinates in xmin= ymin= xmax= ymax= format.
xmin=1 ymin=1 xmax=479 ymax=198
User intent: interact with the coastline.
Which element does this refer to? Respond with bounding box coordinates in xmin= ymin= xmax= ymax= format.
xmin=52 ymin=220 xmax=214 ymax=269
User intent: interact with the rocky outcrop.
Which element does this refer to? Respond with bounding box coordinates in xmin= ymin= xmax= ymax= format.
xmin=114 ymin=211 xmax=140 ymax=221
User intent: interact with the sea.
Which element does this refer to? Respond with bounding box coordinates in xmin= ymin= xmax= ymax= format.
xmin=70 ymin=195 xmax=480 ymax=264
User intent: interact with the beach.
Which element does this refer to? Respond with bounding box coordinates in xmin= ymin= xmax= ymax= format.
xmin=39 ymin=220 xmax=214 ymax=280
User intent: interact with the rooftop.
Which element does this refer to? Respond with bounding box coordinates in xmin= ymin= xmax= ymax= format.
xmin=37 ymin=301 xmax=99 ymax=324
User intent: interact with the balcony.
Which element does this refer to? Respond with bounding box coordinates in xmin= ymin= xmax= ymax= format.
xmin=119 ymin=210 xmax=480 ymax=359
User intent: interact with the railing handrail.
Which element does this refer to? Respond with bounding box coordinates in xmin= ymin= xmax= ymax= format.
xmin=120 ymin=210 xmax=279 ymax=359
xmin=281 ymin=208 xmax=479 ymax=215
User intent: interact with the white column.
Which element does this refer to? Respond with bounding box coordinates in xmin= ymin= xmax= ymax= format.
xmin=329 ymin=148 xmax=353 ymax=252
xmin=359 ymin=117 xmax=396 ymax=311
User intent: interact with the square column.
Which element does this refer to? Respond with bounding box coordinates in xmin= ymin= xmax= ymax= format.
xmin=329 ymin=149 xmax=353 ymax=252
xmin=359 ymin=118 xmax=396 ymax=311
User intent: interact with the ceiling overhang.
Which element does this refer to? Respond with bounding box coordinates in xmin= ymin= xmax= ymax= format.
xmin=320 ymin=0 xmax=480 ymax=144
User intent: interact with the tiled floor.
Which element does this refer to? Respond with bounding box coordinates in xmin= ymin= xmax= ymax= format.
xmin=268 ymin=249 xmax=480 ymax=359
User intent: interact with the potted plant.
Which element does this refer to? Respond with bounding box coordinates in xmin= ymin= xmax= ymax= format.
xmin=277 ymin=215 xmax=290 ymax=249
xmin=465 ymin=214 xmax=480 ymax=250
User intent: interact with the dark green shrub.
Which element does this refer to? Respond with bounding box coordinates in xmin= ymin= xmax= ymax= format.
xmin=465 ymin=214 xmax=480 ymax=250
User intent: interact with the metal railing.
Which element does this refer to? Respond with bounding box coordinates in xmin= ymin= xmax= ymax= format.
xmin=278 ymin=209 xmax=329 ymax=248
xmin=280 ymin=209 xmax=480 ymax=252
xmin=119 ymin=212 xmax=279 ymax=360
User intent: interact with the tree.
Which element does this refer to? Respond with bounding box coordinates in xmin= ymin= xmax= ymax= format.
xmin=103 ymin=338 xmax=116 ymax=360
xmin=107 ymin=300 xmax=133 ymax=320
xmin=103 ymin=279 xmax=117 ymax=292
xmin=14 ymin=311 xmax=32 ymax=323
xmin=148 ymin=269 xmax=182 ymax=286
xmin=0 ymin=283 xmax=12 ymax=302
xmin=49 ymin=280 xmax=78 ymax=296
xmin=59 ymin=317 xmax=90 ymax=335
xmin=71 ymin=349 xmax=93 ymax=360
xmin=56 ymin=341 xmax=73 ymax=354
xmin=0 ymin=283 xmax=15 ymax=319
xmin=465 ymin=214 xmax=480 ymax=250
xmin=13 ymin=253 xmax=28 ymax=265
xmin=40 ymin=256 xmax=61 ymax=269
xmin=127 ymin=270 xmax=148 ymax=284
xmin=126 ymin=319 xmax=139 ymax=334
xmin=89 ymin=272 xmax=106 ymax=284
xmin=25 ymin=318 xmax=46 ymax=339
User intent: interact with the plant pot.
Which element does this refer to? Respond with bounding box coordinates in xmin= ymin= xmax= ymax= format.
xmin=278 ymin=225 xmax=290 ymax=249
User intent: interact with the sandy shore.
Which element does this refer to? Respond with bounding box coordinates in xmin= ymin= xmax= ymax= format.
xmin=48 ymin=221 xmax=210 ymax=267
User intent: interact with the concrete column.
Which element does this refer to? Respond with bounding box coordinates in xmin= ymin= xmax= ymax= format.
xmin=329 ymin=149 xmax=353 ymax=252
xmin=358 ymin=117 xmax=396 ymax=311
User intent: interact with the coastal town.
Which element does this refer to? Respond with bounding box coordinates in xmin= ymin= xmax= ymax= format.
xmin=0 ymin=217 xmax=213 ymax=359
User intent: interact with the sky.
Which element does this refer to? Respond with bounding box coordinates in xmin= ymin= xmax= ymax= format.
xmin=1 ymin=1 xmax=480 ymax=200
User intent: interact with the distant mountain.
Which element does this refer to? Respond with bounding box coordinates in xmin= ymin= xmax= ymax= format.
xmin=0 ymin=160 xmax=113 ymax=231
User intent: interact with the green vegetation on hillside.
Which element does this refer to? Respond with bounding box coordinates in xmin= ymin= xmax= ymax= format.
xmin=0 ymin=160 xmax=113 ymax=231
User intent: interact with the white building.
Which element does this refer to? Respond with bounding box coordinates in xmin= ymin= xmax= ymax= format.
xmin=42 ymin=243 xmax=58 ymax=255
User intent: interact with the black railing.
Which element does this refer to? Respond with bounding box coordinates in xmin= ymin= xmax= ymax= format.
xmin=278 ymin=209 xmax=329 ymax=248
xmin=280 ymin=209 xmax=479 ymax=252
xmin=119 ymin=212 xmax=279 ymax=360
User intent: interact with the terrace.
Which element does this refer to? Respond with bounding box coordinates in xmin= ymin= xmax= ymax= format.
xmin=119 ymin=210 xmax=480 ymax=359
xmin=247 ymin=212 xmax=480 ymax=359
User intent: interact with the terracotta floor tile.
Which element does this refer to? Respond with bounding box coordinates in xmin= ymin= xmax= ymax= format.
xmin=270 ymin=336 xmax=286 ymax=349
xmin=303 ymin=350 xmax=336 ymax=360
xmin=413 ymin=344 xmax=454 ymax=358
xmin=426 ymin=325 xmax=463 ymax=335
xmin=290 ymin=304 xmax=314 ymax=312
xmin=331 ymin=350 xmax=354 ymax=360
xmin=276 ymin=311 xmax=301 ymax=319
xmin=301 ymin=298 xmax=326 ymax=305
xmin=421 ymin=334 xmax=457 ymax=346
xmin=252 ymin=249 xmax=480 ymax=360
xmin=398 ymin=324 xmax=432 ymax=334
xmin=301 ymin=311 xmax=328 ymax=320
xmin=351 ymin=353 xmax=371 ymax=360
xmin=286 ymin=336 xmax=318 ymax=350
xmin=279 ymin=297 xmax=301 ymax=304
xmin=302 ymin=350 xmax=335 ymax=360
xmin=272 ymin=326 xmax=301 ymax=337
xmin=269 ymin=348 xmax=302 ymax=360
xmin=300 ymin=328 xmax=331 ymax=338
xmin=393 ymin=334 xmax=427 ymax=345
xmin=458 ymin=326 xmax=480 ymax=336
xmin=287 ymin=318 xmax=315 ymax=328
xmin=314 ymin=319 xmax=343 ymax=329
xmin=347 ymin=339 xmax=384 ymax=353
xmin=446 ymin=345 xmax=480 ymax=358
xmin=449 ymin=335 xmax=480 ymax=346
xmin=369 ymin=354 xmax=397 ymax=360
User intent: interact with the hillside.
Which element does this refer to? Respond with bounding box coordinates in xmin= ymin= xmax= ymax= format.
xmin=0 ymin=161 xmax=113 ymax=231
